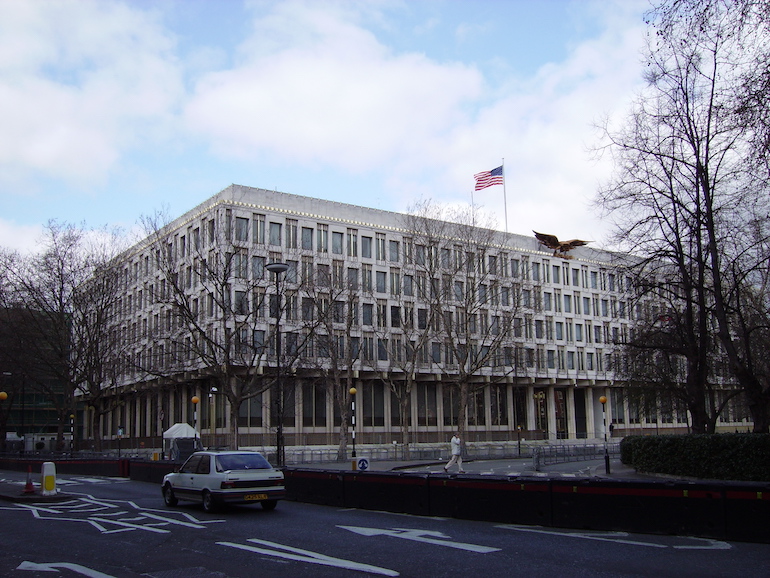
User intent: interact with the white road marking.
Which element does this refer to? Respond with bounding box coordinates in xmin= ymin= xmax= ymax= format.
xmin=339 ymin=526 xmax=501 ymax=553
xmin=496 ymin=524 xmax=732 ymax=550
xmin=217 ymin=539 xmax=399 ymax=577
xmin=17 ymin=561 xmax=116 ymax=577
xmin=4 ymin=495 xmax=224 ymax=534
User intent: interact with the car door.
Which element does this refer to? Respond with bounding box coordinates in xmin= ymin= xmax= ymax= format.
xmin=175 ymin=454 xmax=203 ymax=498
xmin=192 ymin=453 xmax=216 ymax=493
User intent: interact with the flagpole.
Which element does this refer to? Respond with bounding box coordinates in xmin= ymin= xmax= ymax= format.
xmin=502 ymin=158 xmax=508 ymax=234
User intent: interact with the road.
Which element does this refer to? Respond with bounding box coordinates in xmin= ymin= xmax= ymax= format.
xmin=1 ymin=470 xmax=768 ymax=578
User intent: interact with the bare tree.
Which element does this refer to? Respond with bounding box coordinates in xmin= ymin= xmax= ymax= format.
xmin=137 ymin=210 xmax=294 ymax=449
xmin=293 ymin=260 xmax=364 ymax=460
xmin=596 ymin=0 xmax=770 ymax=431
xmin=400 ymin=201 xmax=521 ymax=441
xmin=0 ymin=222 xmax=126 ymax=449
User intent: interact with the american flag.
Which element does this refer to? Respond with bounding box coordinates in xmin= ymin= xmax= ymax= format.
xmin=474 ymin=165 xmax=504 ymax=190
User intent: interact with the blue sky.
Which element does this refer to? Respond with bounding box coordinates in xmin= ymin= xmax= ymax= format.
xmin=0 ymin=0 xmax=650 ymax=252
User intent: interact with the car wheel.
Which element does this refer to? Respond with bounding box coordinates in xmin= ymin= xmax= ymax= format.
xmin=202 ymin=490 xmax=216 ymax=513
xmin=162 ymin=484 xmax=178 ymax=507
xmin=261 ymin=499 xmax=277 ymax=511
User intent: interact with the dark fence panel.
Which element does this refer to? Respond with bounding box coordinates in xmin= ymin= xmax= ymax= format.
xmin=130 ymin=460 xmax=178 ymax=484
xmin=283 ymin=469 xmax=345 ymax=507
xmin=0 ymin=457 xmax=125 ymax=478
xmin=550 ymin=479 xmax=726 ymax=539
xmin=723 ymin=483 xmax=770 ymax=543
xmin=343 ymin=471 xmax=430 ymax=516
xmin=428 ymin=475 xmax=551 ymax=526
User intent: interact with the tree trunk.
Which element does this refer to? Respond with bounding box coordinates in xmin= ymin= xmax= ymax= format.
xmin=229 ymin=399 xmax=241 ymax=449
xmin=400 ymin=392 xmax=410 ymax=460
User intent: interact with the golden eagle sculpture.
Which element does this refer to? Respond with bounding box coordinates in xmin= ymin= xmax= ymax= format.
xmin=534 ymin=231 xmax=589 ymax=259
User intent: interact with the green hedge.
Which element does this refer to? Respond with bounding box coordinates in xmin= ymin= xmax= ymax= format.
xmin=620 ymin=433 xmax=770 ymax=482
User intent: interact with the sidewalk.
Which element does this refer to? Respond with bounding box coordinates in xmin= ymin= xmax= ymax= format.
xmin=288 ymin=456 xmax=647 ymax=479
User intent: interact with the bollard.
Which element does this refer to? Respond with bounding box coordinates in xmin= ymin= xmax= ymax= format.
xmin=41 ymin=462 xmax=57 ymax=496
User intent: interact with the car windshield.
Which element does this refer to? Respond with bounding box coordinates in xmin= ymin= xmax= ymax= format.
xmin=216 ymin=453 xmax=272 ymax=472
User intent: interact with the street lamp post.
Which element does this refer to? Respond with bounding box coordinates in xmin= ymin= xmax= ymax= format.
xmin=349 ymin=387 xmax=357 ymax=463
xmin=70 ymin=413 xmax=75 ymax=457
xmin=599 ymin=395 xmax=611 ymax=474
xmin=517 ymin=425 xmax=522 ymax=456
xmin=266 ymin=262 xmax=289 ymax=467
xmin=191 ymin=395 xmax=200 ymax=450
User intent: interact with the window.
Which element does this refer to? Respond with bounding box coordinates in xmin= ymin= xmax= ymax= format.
xmin=377 ymin=300 xmax=387 ymax=326
xmin=572 ymin=268 xmax=580 ymax=286
xmin=317 ymin=224 xmax=328 ymax=253
xmin=389 ymin=240 xmax=400 ymax=262
xmin=404 ymin=275 xmax=413 ymax=296
xmin=235 ymin=217 xmax=249 ymax=242
xmin=347 ymin=267 xmax=359 ymax=290
xmin=390 ymin=269 xmax=400 ymax=295
xmin=347 ymin=229 xmax=358 ymax=257
xmin=563 ymin=294 xmax=571 ymax=313
xmin=391 ymin=306 xmax=401 ymax=328
xmin=317 ymin=264 xmax=330 ymax=286
xmin=361 ymin=236 xmax=372 ymax=258
xmin=269 ymin=222 xmax=282 ymax=245
xmin=233 ymin=249 xmax=248 ymax=278
xmin=552 ymin=265 xmax=560 ymax=284
xmin=376 ymin=233 xmax=386 ymax=261
xmin=555 ymin=322 xmax=564 ymax=340
xmin=252 ymin=256 xmax=265 ymax=279
xmin=332 ymin=260 xmax=344 ymax=288
xmin=362 ymin=303 xmax=374 ymax=325
xmin=253 ymin=214 xmax=265 ymax=244
xmin=417 ymin=308 xmax=427 ymax=329
xmin=376 ymin=271 xmax=386 ymax=293
xmin=377 ymin=339 xmax=388 ymax=361
xmin=362 ymin=264 xmax=373 ymax=291
xmin=301 ymin=227 xmax=313 ymax=250
xmin=286 ymin=219 xmax=298 ymax=249
xmin=332 ymin=231 xmax=343 ymax=254
xmin=501 ymin=286 xmax=510 ymax=306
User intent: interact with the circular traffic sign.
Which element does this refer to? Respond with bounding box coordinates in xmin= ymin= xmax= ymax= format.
xmin=357 ymin=458 xmax=369 ymax=471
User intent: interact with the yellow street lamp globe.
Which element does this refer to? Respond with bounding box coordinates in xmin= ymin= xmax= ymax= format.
xmin=0 ymin=391 xmax=7 ymax=401
xmin=191 ymin=396 xmax=200 ymax=405
xmin=599 ymin=396 xmax=607 ymax=405
xmin=349 ymin=387 xmax=357 ymax=396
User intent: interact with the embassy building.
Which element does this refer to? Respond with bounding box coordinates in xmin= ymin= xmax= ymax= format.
xmin=93 ymin=184 xmax=751 ymax=453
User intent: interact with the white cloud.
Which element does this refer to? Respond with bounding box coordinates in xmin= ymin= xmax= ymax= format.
xmin=0 ymin=0 xmax=183 ymax=185
xmin=184 ymin=0 xmax=482 ymax=173
xmin=0 ymin=220 xmax=42 ymax=254
xmin=181 ymin=0 xmax=647 ymax=244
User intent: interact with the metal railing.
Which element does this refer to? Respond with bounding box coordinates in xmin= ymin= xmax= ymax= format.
xmin=532 ymin=443 xmax=621 ymax=471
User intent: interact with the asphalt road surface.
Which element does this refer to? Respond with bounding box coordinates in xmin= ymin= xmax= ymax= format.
xmin=1 ymin=470 xmax=769 ymax=578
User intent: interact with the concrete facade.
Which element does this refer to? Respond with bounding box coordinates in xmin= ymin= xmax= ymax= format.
xmin=88 ymin=184 xmax=752 ymax=451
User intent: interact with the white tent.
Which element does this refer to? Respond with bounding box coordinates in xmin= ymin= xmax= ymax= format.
xmin=163 ymin=423 xmax=202 ymax=460
xmin=163 ymin=422 xmax=199 ymax=439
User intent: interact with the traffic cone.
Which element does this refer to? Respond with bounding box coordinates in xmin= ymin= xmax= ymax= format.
xmin=23 ymin=465 xmax=35 ymax=494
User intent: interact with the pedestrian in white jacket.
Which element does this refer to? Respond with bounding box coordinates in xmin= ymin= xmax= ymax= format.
xmin=444 ymin=432 xmax=465 ymax=473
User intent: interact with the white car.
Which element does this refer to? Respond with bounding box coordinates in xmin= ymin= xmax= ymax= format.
xmin=162 ymin=451 xmax=285 ymax=512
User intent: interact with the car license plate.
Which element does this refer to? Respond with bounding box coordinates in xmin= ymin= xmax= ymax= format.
xmin=244 ymin=493 xmax=268 ymax=501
